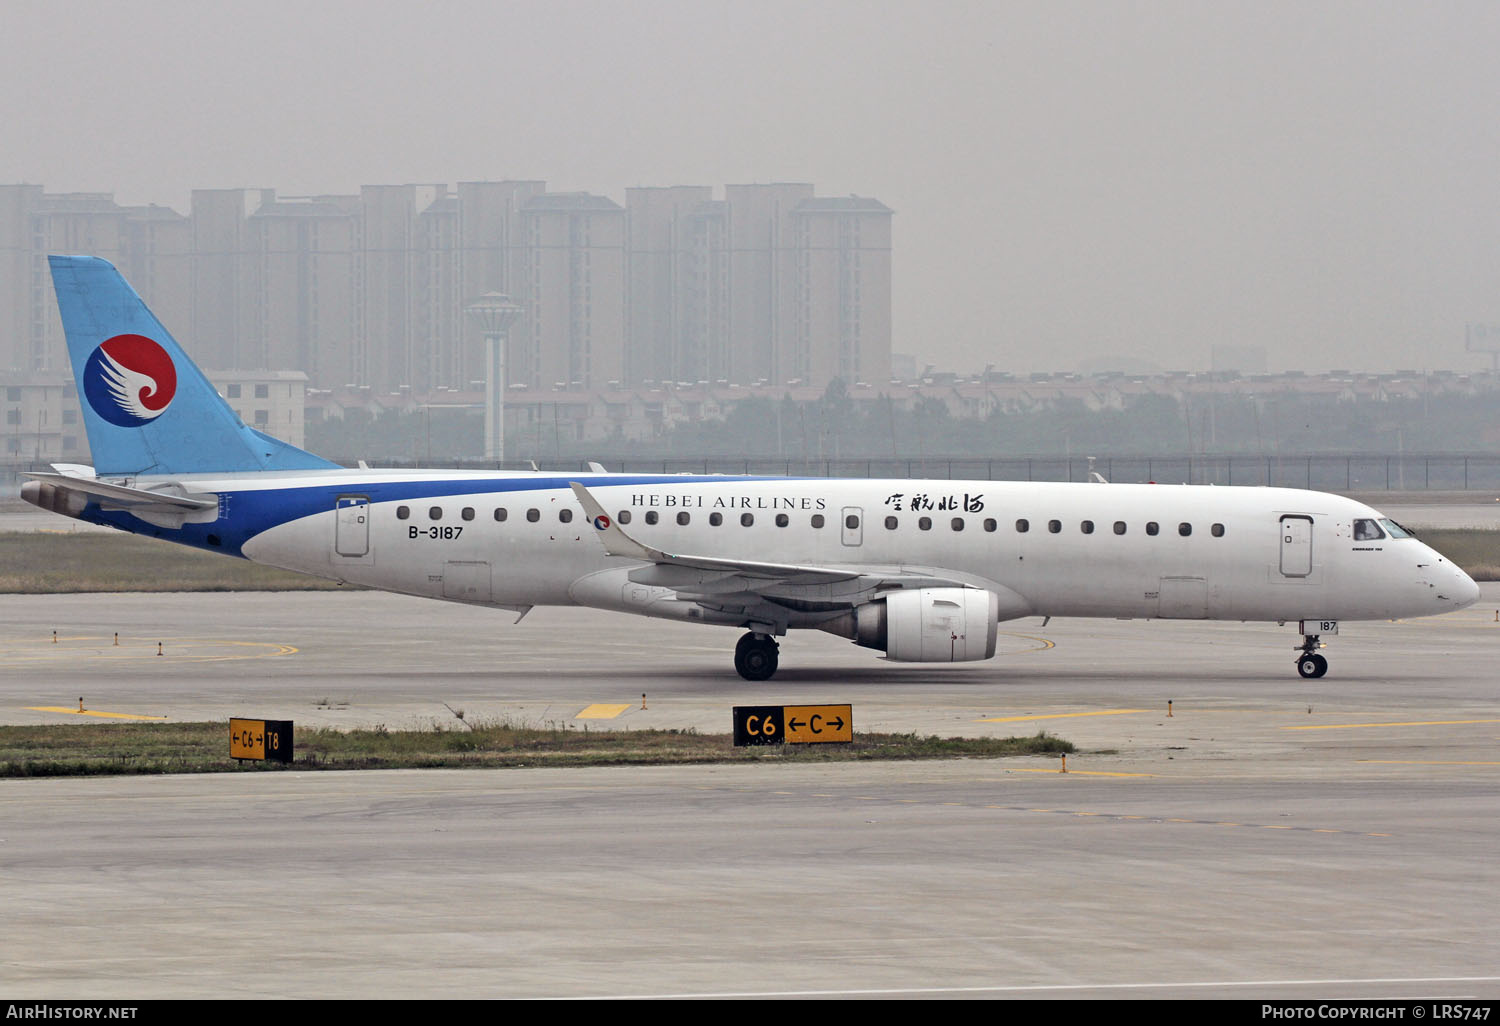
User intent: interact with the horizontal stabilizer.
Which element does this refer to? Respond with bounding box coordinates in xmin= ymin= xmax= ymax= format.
xmin=22 ymin=472 xmax=217 ymax=510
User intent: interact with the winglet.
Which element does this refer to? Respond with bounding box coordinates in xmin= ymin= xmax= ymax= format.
xmin=569 ymin=481 xmax=660 ymax=561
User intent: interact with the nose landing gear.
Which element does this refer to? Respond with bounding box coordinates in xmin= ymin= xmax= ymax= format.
xmin=734 ymin=632 xmax=780 ymax=681
xmin=1296 ymin=634 xmax=1328 ymax=678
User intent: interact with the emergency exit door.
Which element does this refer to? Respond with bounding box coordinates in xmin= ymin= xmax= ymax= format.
xmin=841 ymin=506 xmax=863 ymax=546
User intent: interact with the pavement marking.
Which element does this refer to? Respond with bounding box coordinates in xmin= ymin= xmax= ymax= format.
xmin=24 ymin=706 xmax=168 ymax=721
xmin=1009 ymin=767 xmax=1157 ymax=777
xmin=692 ymin=786 xmax=1384 ymax=836
xmin=1360 ymin=759 xmax=1500 ymax=766
xmin=994 ymin=630 xmax=1056 ymax=652
xmin=977 ymin=708 xmax=1147 ymax=723
xmin=1283 ymin=718 xmax=1500 ymax=731
xmin=574 ymin=975 xmax=1500 ymax=999
xmin=575 ymin=703 xmax=631 ymax=719
xmin=0 ymin=637 xmax=297 ymax=664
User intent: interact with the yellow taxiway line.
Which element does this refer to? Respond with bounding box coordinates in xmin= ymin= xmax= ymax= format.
xmin=1283 ymin=718 xmax=1500 ymax=731
xmin=977 ymin=709 xmax=1147 ymax=723
xmin=1008 ymin=767 xmax=1157 ymax=777
xmin=576 ymin=704 xmax=632 ymax=719
xmin=25 ymin=706 xmax=168 ymax=720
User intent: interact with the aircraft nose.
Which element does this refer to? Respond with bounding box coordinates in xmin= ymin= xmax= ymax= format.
xmin=1452 ymin=566 xmax=1481 ymax=609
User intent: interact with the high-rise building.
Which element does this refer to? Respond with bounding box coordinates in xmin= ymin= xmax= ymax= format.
xmin=679 ymin=199 xmax=732 ymax=386
xmin=725 ymin=183 xmax=815 ymax=385
xmin=0 ymin=184 xmax=56 ymax=374
xmin=1 ymin=179 xmax=892 ymax=400
xmin=518 ymin=193 xmax=625 ymax=391
xmin=357 ymin=184 xmax=448 ymax=392
xmin=0 ymin=185 xmax=194 ymax=374
xmin=791 ymin=196 xmax=892 ymax=386
xmin=190 ymin=188 xmax=270 ymax=371
xmin=625 ymin=185 xmax=714 ymax=385
xmin=246 ymin=194 xmax=360 ymax=386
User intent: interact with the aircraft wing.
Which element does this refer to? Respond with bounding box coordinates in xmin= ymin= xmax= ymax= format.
xmin=567 ymin=481 xmax=971 ymax=604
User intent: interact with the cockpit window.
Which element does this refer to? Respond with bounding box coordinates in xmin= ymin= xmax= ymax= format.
xmin=1378 ymin=518 xmax=1414 ymax=539
xmin=1353 ymin=518 xmax=1386 ymax=541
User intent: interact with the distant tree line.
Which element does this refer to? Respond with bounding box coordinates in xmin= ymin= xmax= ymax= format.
xmin=308 ymin=380 xmax=1500 ymax=464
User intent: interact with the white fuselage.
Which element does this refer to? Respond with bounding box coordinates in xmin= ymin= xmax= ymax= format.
xmin=196 ymin=472 xmax=1479 ymax=627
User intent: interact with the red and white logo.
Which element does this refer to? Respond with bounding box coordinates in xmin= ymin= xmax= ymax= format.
xmin=82 ymin=334 xmax=177 ymax=427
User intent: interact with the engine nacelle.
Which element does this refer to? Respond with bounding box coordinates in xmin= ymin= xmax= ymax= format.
xmin=820 ymin=587 xmax=1003 ymax=662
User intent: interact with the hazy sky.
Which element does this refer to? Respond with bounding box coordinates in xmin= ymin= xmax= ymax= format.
xmin=6 ymin=0 xmax=1500 ymax=375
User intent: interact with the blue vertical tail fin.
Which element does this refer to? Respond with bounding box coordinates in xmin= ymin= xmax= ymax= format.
xmin=49 ymin=255 xmax=338 ymax=476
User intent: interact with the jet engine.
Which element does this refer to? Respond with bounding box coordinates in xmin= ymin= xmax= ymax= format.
xmin=819 ymin=587 xmax=1004 ymax=662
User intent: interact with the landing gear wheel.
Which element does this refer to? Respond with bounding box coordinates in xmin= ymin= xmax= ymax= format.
xmin=1294 ymin=633 xmax=1328 ymax=679
xmin=734 ymin=632 xmax=780 ymax=681
xmin=1296 ymin=652 xmax=1328 ymax=679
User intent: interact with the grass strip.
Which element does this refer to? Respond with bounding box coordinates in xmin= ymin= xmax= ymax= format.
xmin=0 ymin=531 xmax=348 ymax=592
xmin=0 ymin=721 xmax=1074 ymax=776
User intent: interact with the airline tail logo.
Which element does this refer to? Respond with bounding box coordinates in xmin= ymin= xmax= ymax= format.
xmin=82 ymin=334 xmax=178 ymax=427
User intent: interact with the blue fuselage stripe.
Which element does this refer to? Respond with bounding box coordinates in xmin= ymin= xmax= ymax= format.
xmin=78 ymin=475 xmax=806 ymax=557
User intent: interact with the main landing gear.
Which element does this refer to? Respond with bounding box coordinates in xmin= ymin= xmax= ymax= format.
xmin=734 ymin=632 xmax=780 ymax=681
xmin=1296 ymin=634 xmax=1328 ymax=678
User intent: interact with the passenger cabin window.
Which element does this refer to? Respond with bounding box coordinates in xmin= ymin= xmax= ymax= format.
xmin=494 ymin=508 xmax=507 ymax=522
xmin=1113 ymin=521 xmax=1126 ymax=535
xmin=1178 ymin=522 xmax=1192 ymax=537
xmin=617 ymin=510 xmax=631 ymax=525
xmin=775 ymin=513 xmax=788 ymax=527
xmin=741 ymin=513 xmax=754 ymax=527
xmin=1080 ymin=520 xmax=1094 ymax=534
xmin=984 ymin=519 xmax=997 ymax=532
xmin=919 ymin=517 xmax=932 ymax=531
xmin=951 ymin=518 xmax=964 ymax=531
xmin=885 ymin=516 xmax=899 ymax=530
xmin=1211 ymin=523 xmax=1225 ymax=537
xmin=811 ymin=514 xmax=825 ymax=529
xmin=526 ymin=508 xmax=540 ymax=523
xmin=678 ymin=512 xmax=691 ymax=525
xmin=1048 ymin=520 xmax=1061 ymax=534
xmin=845 ymin=514 xmax=860 ymax=530
xmin=1015 ymin=518 xmax=1029 ymax=533
xmin=396 ymin=506 xmax=410 ymax=520
xmin=429 ymin=506 xmax=443 ymax=521
xmin=710 ymin=512 xmax=723 ymax=526
xmin=645 ymin=511 xmax=659 ymax=525
xmin=559 ymin=509 xmax=573 ymax=523
xmin=1353 ymin=518 xmax=1385 ymax=541
xmin=462 ymin=507 xmax=475 ymax=521
xmin=1146 ymin=521 xmax=1158 ymax=536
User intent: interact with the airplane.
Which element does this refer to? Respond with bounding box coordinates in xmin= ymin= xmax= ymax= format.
xmin=20 ymin=255 xmax=1481 ymax=681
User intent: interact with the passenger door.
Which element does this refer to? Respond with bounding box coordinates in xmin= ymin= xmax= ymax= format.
xmin=335 ymin=495 xmax=370 ymax=558
xmin=1279 ymin=514 xmax=1313 ymax=578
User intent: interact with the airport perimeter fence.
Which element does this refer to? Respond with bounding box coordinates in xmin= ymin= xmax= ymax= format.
xmin=5 ymin=454 xmax=1500 ymax=494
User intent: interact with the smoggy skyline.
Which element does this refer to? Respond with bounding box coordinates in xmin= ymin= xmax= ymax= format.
xmin=6 ymin=1 xmax=1500 ymax=376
